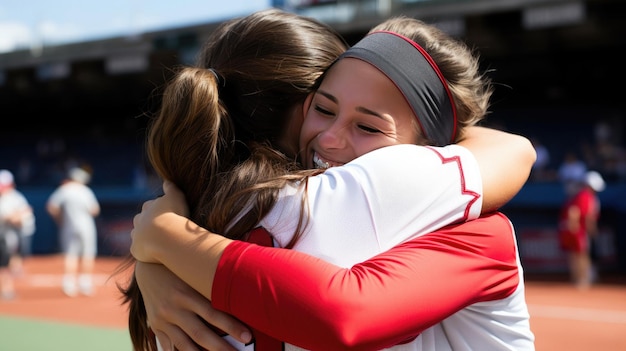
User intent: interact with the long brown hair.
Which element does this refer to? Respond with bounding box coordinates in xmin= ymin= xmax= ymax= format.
xmin=117 ymin=9 xmax=347 ymax=351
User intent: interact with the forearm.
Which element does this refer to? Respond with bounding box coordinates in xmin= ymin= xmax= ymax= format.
xmin=46 ymin=205 xmax=60 ymax=223
xmin=131 ymin=181 xmax=234 ymax=301
xmin=9 ymin=207 xmax=32 ymax=226
xmin=459 ymin=126 xmax=536 ymax=212
xmin=144 ymin=212 xmax=232 ymax=298
xmin=6 ymin=212 xmax=24 ymax=226
xmin=585 ymin=216 xmax=599 ymax=236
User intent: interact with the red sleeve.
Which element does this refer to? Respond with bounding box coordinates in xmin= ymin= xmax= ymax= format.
xmin=212 ymin=212 xmax=520 ymax=351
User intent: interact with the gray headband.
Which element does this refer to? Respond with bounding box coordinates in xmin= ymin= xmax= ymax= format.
xmin=338 ymin=31 xmax=457 ymax=146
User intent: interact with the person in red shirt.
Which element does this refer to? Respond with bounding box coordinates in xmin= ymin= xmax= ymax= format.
xmin=559 ymin=170 xmax=605 ymax=289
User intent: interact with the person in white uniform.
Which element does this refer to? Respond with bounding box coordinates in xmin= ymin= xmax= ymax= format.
xmin=0 ymin=169 xmax=35 ymax=300
xmin=47 ymin=166 xmax=100 ymax=297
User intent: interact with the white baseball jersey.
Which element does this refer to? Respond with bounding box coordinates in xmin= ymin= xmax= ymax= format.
xmin=211 ymin=144 xmax=533 ymax=350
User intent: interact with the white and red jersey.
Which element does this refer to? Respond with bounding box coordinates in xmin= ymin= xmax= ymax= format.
xmin=260 ymin=144 xmax=482 ymax=268
xmin=213 ymin=144 xmax=534 ymax=350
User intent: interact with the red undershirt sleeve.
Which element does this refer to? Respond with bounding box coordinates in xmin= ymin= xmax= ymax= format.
xmin=212 ymin=212 xmax=520 ymax=351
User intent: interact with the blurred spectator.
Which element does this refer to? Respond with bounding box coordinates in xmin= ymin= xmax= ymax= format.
xmin=36 ymin=135 xmax=66 ymax=160
xmin=594 ymin=120 xmax=612 ymax=144
xmin=16 ymin=157 xmax=33 ymax=185
xmin=0 ymin=169 xmax=35 ymax=299
xmin=588 ymin=119 xmax=626 ymax=181
xmin=558 ymin=151 xmax=588 ymax=195
xmin=595 ymin=140 xmax=626 ymax=182
xmin=558 ymin=171 xmax=605 ymax=290
xmin=530 ymin=136 xmax=554 ymax=181
xmin=46 ymin=166 xmax=100 ymax=297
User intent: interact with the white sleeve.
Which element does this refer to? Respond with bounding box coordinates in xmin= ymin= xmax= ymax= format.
xmin=260 ymin=144 xmax=483 ymax=267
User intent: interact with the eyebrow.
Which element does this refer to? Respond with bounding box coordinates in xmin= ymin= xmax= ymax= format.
xmin=316 ymin=89 xmax=391 ymax=122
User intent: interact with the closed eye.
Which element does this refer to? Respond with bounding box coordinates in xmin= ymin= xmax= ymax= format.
xmin=314 ymin=104 xmax=334 ymax=116
xmin=358 ymin=125 xmax=383 ymax=134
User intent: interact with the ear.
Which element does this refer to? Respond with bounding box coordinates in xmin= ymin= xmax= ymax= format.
xmin=302 ymin=93 xmax=314 ymax=119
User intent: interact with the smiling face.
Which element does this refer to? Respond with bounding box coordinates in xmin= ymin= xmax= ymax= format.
xmin=299 ymin=58 xmax=422 ymax=169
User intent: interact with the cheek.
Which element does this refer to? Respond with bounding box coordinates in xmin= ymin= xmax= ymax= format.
xmin=299 ymin=112 xmax=319 ymax=150
xmin=301 ymin=109 xmax=328 ymax=134
xmin=400 ymin=120 xmax=423 ymax=145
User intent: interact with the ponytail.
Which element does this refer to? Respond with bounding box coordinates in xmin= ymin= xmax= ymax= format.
xmin=147 ymin=67 xmax=233 ymax=216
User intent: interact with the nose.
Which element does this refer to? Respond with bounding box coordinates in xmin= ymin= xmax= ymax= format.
xmin=316 ymin=121 xmax=347 ymax=150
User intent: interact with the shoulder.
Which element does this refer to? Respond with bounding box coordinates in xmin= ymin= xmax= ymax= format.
xmin=352 ymin=144 xmax=472 ymax=161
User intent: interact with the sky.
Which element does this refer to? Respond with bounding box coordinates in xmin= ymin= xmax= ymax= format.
xmin=0 ymin=0 xmax=272 ymax=53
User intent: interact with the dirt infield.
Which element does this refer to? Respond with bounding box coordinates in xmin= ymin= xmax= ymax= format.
xmin=2 ymin=255 xmax=626 ymax=351
xmin=0 ymin=254 xmax=132 ymax=329
xmin=525 ymin=278 xmax=626 ymax=351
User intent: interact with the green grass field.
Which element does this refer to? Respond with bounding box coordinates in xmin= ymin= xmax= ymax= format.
xmin=0 ymin=315 xmax=132 ymax=351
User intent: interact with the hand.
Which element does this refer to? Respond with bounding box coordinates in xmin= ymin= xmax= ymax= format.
xmin=136 ymin=262 xmax=252 ymax=351
xmin=131 ymin=181 xmax=190 ymax=263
